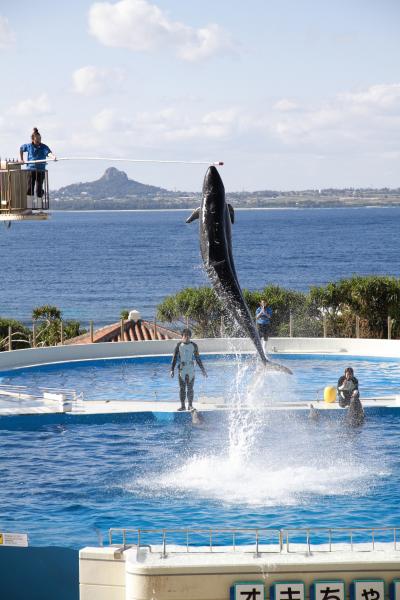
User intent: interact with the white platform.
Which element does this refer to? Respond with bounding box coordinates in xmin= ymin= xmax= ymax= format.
xmin=0 ymin=396 xmax=399 ymax=417
xmin=80 ymin=543 xmax=400 ymax=600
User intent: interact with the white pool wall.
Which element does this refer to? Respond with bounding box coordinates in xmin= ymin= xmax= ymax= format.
xmin=0 ymin=337 xmax=400 ymax=371
xmin=79 ymin=544 xmax=400 ymax=600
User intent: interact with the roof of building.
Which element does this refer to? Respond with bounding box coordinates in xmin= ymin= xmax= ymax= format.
xmin=64 ymin=319 xmax=180 ymax=345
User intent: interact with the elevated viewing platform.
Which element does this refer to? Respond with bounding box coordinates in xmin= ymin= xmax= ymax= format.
xmin=0 ymin=159 xmax=49 ymax=221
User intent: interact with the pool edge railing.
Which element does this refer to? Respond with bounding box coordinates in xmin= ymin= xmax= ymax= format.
xmin=108 ymin=526 xmax=400 ymax=558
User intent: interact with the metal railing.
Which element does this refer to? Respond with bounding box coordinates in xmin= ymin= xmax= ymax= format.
xmin=0 ymin=166 xmax=49 ymax=214
xmin=0 ymin=383 xmax=84 ymax=405
xmin=108 ymin=526 xmax=400 ymax=557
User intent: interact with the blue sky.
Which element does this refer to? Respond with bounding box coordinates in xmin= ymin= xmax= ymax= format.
xmin=1 ymin=0 xmax=399 ymax=191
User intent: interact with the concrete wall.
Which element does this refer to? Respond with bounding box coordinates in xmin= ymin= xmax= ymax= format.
xmin=80 ymin=545 xmax=400 ymax=600
xmin=0 ymin=546 xmax=78 ymax=600
xmin=1 ymin=337 xmax=400 ymax=372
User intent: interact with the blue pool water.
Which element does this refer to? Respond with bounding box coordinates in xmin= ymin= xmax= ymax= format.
xmin=1 ymin=353 xmax=400 ymax=402
xmin=1 ymin=354 xmax=400 ymax=549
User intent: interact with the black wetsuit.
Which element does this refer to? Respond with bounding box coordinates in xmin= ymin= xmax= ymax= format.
xmin=337 ymin=375 xmax=359 ymax=408
xmin=171 ymin=341 xmax=206 ymax=409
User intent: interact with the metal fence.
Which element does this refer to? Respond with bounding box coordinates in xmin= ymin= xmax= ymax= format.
xmin=0 ymin=166 xmax=49 ymax=214
xmin=108 ymin=526 xmax=400 ymax=557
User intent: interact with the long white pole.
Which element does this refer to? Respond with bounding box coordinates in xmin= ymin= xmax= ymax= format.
xmin=18 ymin=157 xmax=224 ymax=166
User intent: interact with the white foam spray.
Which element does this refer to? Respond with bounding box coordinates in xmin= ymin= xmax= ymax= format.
xmin=133 ymin=354 xmax=386 ymax=507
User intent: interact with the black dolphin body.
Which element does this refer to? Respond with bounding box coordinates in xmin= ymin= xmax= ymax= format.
xmin=187 ymin=166 xmax=291 ymax=374
xmin=346 ymin=396 xmax=365 ymax=427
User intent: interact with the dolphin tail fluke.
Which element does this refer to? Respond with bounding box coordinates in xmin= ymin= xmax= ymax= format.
xmin=264 ymin=360 xmax=293 ymax=375
xmin=186 ymin=207 xmax=201 ymax=223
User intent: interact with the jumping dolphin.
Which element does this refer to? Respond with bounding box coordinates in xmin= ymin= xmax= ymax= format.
xmin=187 ymin=166 xmax=292 ymax=375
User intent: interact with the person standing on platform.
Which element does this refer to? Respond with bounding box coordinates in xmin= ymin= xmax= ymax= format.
xmin=20 ymin=127 xmax=56 ymax=203
xmin=170 ymin=329 xmax=207 ymax=411
xmin=255 ymin=300 xmax=273 ymax=344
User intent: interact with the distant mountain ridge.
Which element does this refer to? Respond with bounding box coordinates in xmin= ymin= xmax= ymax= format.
xmin=55 ymin=167 xmax=168 ymax=198
xmin=52 ymin=167 xmax=400 ymax=210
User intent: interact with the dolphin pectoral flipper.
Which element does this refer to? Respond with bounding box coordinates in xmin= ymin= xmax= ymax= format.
xmin=209 ymin=259 xmax=226 ymax=268
xmin=186 ymin=207 xmax=201 ymax=223
xmin=228 ymin=204 xmax=235 ymax=224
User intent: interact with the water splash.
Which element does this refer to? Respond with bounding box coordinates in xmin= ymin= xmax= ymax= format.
xmin=133 ymin=354 xmax=387 ymax=507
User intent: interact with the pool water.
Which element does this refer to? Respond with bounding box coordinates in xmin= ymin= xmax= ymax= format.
xmin=0 ymin=354 xmax=400 ymax=549
xmin=1 ymin=353 xmax=400 ymax=402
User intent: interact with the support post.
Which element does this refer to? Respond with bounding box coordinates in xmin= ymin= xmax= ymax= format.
xmin=89 ymin=320 xmax=94 ymax=343
xmin=60 ymin=321 xmax=64 ymax=345
xmin=32 ymin=323 xmax=36 ymax=348
xmin=289 ymin=311 xmax=293 ymax=338
xmin=153 ymin=316 xmax=157 ymax=340
xmin=388 ymin=316 xmax=392 ymax=340
xmin=323 ymin=314 xmax=327 ymax=338
xmin=8 ymin=325 xmax=12 ymax=351
xmin=355 ymin=315 xmax=360 ymax=338
xmin=120 ymin=318 xmax=124 ymax=341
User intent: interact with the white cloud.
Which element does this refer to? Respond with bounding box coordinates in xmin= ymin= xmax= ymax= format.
xmin=92 ymin=108 xmax=130 ymax=132
xmin=88 ymin=0 xmax=233 ymax=61
xmin=8 ymin=94 xmax=51 ymax=117
xmin=273 ymin=99 xmax=298 ymax=112
xmin=0 ymin=16 xmax=15 ymax=48
xmin=72 ymin=65 xmax=126 ymax=96
xmin=340 ymin=83 xmax=400 ymax=110
xmin=54 ymin=81 xmax=400 ymax=183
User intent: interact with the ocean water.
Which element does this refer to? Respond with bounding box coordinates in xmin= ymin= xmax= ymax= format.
xmin=0 ymin=207 xmax=399 ymax=326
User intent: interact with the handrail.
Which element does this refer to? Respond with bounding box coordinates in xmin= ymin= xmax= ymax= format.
xmin=108 ymin=526 xmax=400 ymax=555
xmin=0 ymin=383 xmax=83 ymax=403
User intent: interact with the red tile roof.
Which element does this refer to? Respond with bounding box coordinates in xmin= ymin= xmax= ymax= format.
xmin=64 ymin=319 xmax=180 ymax=345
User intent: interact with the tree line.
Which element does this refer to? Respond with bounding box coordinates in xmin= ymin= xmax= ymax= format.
xmin=0 ymin=305 xmax=84 ymax=351
xmin=1 ymin=276 xmax=399 ymax=350
xmin=156 ymin=275 xmax=400 ymax=339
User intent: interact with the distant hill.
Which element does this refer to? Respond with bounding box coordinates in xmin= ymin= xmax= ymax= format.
xmin=51 ymin=167 xmax=400 ymax=210
xmin=55 ymin=167 xmax=167 ymax=198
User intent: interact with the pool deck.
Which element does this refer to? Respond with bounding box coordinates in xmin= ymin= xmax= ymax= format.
xmin=0 ymin=395 xmax=399 ymax=417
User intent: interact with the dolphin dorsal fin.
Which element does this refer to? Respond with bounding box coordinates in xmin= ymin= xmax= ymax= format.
xmin=228 ymin=204 xmax=235 ymax=224
xmin=186 ymin=207 xmax=201 ymax=223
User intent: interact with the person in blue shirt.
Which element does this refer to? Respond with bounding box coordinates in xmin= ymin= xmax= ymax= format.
xmin=255 ymin=300 xmax=272 ymax=342
xmin=19 ymin=127 xmax=55 ymax=200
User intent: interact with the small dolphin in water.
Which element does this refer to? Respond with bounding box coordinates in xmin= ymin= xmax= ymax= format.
xmin=190 ymin=407 xmax=205 ymax=427
xmin=187 ymin=166 xmax=291 ymax=374
xmin=308 ymin=403 xmax=319 ymax=422
xmin=346 ymin=396 xmax=365 ymax=427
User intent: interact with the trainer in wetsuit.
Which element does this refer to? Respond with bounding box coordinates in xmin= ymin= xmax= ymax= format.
xmin=337 ymin=366 xmax=359 ymax=408
xmin=170 ymin=329 xmax=207 ymax=411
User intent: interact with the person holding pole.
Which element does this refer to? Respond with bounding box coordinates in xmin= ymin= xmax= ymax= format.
xmin=20 ymin=127 xmax=56 ymax=201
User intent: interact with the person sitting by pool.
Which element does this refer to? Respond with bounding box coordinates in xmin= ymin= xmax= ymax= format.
xmin=337 ymin=366 xmax=359 ymax=408
xmin=170 ymin=329 xmax=207 ymax=411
